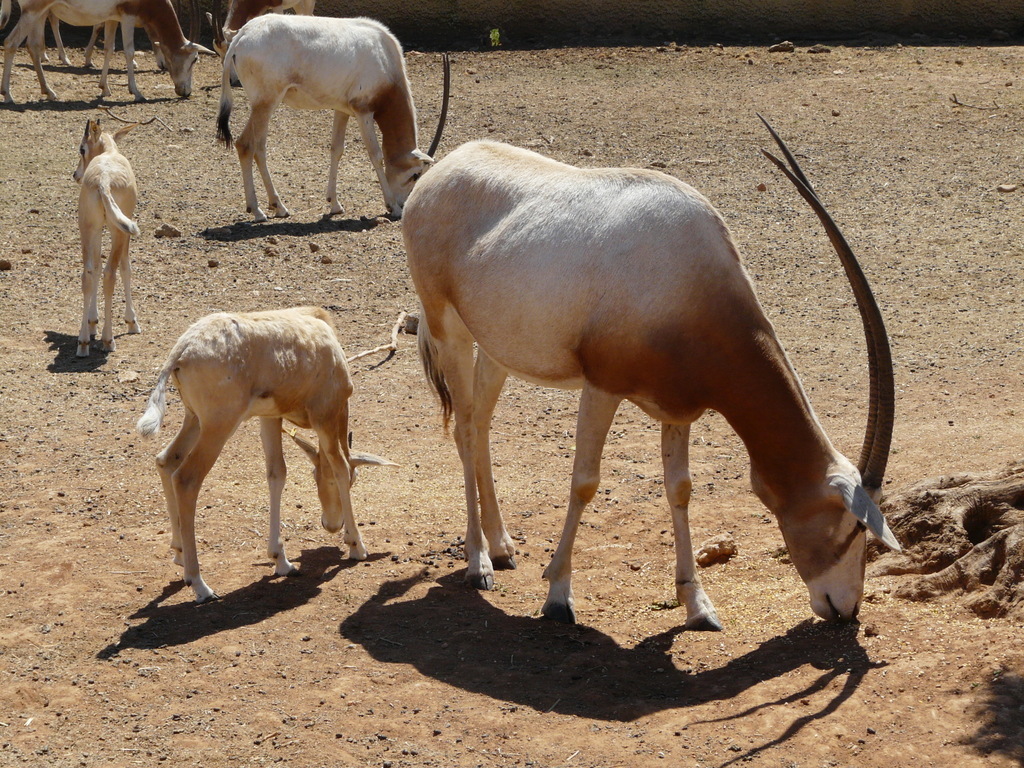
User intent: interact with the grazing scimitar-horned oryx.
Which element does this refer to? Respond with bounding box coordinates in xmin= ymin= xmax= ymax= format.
xmin=73 ymin=118 xmax=142 ymax=357
xmin=404 ymin=118 xmax=900 ymax=630
xmin=137 ymin=306 xmax=396 ymax=603
xmin=1 ymin=0 xmax=211 ymax=103
xmin=215 ymin=14 xmax=449 ymax=221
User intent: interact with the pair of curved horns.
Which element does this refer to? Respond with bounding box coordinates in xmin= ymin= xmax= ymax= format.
xmin=759 ymin=115 xmax=895 ymax=495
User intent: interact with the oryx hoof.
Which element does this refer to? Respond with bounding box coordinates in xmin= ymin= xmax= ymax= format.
xmin=541 ymin=601 xmax=576 ymax=624
xmin=466 ymin=571 xmax=494 ymax=591
xmin=683 ymin=614 xmax=723 ymax=632
xmin=491 ymin=554 xmax=517 ymax=570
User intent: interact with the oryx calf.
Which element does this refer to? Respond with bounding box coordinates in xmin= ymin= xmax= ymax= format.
xmin=404 ymin=124 xmax=900 ymax=630
xmin=215 ymin=15 xmax=448 ymax=221
xmin=137 ymin=306 xmax=395 ymax=603
xmin=73 ymin=118 xmax=141 ymax=357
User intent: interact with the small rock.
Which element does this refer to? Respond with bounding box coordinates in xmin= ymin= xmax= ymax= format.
xmin=863 ymin=623 xmax=879 ymax=637
xmin=208 ymin=259 xmax=219 ymax=268
xmin=320 ymin=254 xmax=333 ymax=265
xmin=264 ymin=247 xmax=280 ymax=258
xmin=154 ymin=223 xmax=181 ymax=238
xmin=117 ymin=370 xmax=140 ymax=383
xmin=997 ymin=184 xmax=1018 ymax=193
xmin=20 ymin=247 xmax=32 ymax=254
xmin=756 ymin=182 xmax=767 ymax=192
xmin=832 ymin=109 xmax=841 ymax=117
xmin=29 ymin=208 xmax=40 ymax=214
xmin=309 ymin=242 xmax=320 ymax=253
xmin=808 ymin=44 xmax=832 ymax=54
xmin=581 ymin=148 xmax=594 ymax=157
xmin=696 ymin=534 xmax=737 ymax=566
xmin=0 ymin=259 xmax=11 ymax=271
xmin=768 ymin=41 xmax=795 ymax=53
xmin=267 ymin=236 xmax=278 ymax=245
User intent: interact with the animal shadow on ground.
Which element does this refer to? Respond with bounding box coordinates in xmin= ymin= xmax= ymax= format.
xmin=44 ymin=330 xmax=109 ymax=372
xmin=97 ymin=546 xmax=381 ymax=658
xmin=341 ymin=571 xmax=879 ymax=750
xmin=200 ymin=215 xmax=385 ymax=242
xmin=972 ymin=671 xmax=1024 ymax=763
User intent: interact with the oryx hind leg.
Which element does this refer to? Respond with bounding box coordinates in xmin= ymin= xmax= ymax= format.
xmin=472 ymin=350 xmax=516 ymax=569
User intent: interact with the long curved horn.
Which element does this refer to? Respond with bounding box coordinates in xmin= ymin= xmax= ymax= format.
xmin=426 ymin=53 xmax=450 ymax=158
xmin=758 ymin=114 xmax=894 ymax=495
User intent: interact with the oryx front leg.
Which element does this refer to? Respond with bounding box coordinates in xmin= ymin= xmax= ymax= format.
xmin=541 ymin=385 xmax=620 ymax=624
xmin=355 ymin=112 xmax=398 ymax=215
xmin=319 ymin=434 xmax=367 ymax=561
xmin=119 ymin=17 xmax=143 ymax=101
xmin=325 ymin=111 xmax=349 ymax=215
xmin=473 ymin=350 xmax=517 ymax=570
xmin=261 ymin=417 xmax=297 ymax=576
xmin=663 ymin=423 xmax=722 ymax=631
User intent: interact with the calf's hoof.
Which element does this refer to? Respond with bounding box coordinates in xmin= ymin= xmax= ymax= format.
xmin=683 ymin=614 xmax=723 ymax=632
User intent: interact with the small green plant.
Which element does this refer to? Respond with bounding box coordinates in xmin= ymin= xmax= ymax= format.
xmin=489 ymin=28 xmax=501 ymax=47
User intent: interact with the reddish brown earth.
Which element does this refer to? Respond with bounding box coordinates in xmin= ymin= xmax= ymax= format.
xmin=1 ymin=40 xmax=1022 ymax=768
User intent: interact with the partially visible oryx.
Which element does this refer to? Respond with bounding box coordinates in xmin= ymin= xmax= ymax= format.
xmin=215 ymin=15 xmax=449 ymax=221
xmin=73 ymin=117 xmax=141 ymax=357
xmin=404 ymin=119 xmax=900 ymax=630
xmin=208 ymin=0 xmax=316 ymax=59
xmin=137 ymin=306 xmax=396 ymax=603
xmin=1 ymin=0 xmax=211 ymax=103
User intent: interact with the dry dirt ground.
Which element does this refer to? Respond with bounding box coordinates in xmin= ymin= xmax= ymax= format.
xmin=1 ymin=38 xmax=1023 ymax=768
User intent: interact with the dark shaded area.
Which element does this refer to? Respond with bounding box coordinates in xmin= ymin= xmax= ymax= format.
xmin=971 ymin=671 xmax=1024 ymax=763
xmin=341 ymin=570 xmax=880 ymax=734
xmin=45 ymin=330 xmax=108 ymax=372
xmin=199 ymin=215 xmax=384 ymax=242
xmin=96 ymin=546 xmax=380 ymax=657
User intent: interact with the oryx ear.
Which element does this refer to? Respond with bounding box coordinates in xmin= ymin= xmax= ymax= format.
xmin=287 ymin=430 xmax=319 ymax=463
xmin=350 ymin=451 xmax=398 ymax=469
xmin=113 ymin=122 xmax=140 ymax=143
xmin=831 ymin=475 xmax=901 ymax=551
xmin=88 ymin=118 xmax=101 ymax=140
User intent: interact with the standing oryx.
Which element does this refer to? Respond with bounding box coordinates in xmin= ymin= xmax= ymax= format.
xmin=404 ymin=119 xmax=899 ymax=630
xmin=215 ymin=15 xmax=449 ymax=221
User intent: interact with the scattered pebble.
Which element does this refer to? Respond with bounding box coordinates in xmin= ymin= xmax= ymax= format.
xmin=0 ymin=259 xmax=11 ymax=271
xmin=696 ymin=534 xmax=737 ymax=566
xmin=320 ymin=254 xmax=333 ymax=264
xmin=808 ymin=44 xmax=832 ymax=54
xmin=309 ymin=242 xmax=320 ymax=253
xmin=997 ymin=184 xmax=1017 ymax=193
xmin=768 ymin=41 xmax=795 ymax=53
xmin=154 ymin=223 xmax=181 ymax=238
xmin=208 ymin=258 xmax=219 ymax=268
xmin=117 ymin=370 xmax=140 ymax=383
xmin=756 ymin=182 xmax=767 ymax=192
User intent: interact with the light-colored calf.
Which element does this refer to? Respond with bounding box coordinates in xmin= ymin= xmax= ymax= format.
xmin=137 ymin=306 xmax=395 ymax=603
xmin=73 ymin=118 xmax=141 ymax=357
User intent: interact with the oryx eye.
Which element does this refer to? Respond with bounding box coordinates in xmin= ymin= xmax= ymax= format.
xmin=410 ymin=172 xmax=421 ymax=182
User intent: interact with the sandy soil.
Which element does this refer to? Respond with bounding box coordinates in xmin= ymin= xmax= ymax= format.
xmin=1 ymin=38 xmax=1022 ymax=768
